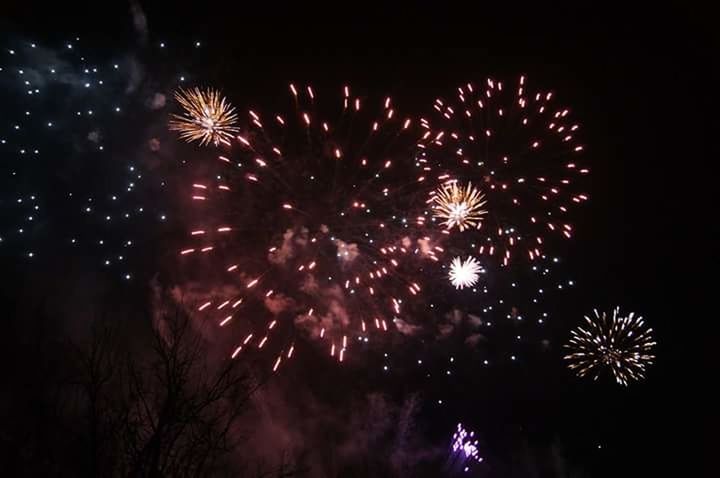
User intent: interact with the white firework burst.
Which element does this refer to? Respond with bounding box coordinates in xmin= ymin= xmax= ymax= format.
xmin=448 ymin=256 xmax=483 ymax=289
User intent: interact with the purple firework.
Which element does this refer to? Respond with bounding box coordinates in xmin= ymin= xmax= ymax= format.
xmin=447 ymin=422 xmax=483 ymax=474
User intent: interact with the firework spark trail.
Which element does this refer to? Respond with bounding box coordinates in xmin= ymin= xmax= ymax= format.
xmin=445 ymin=422 xmax=483 ymax=474
xmin=174 ymin=84 xmax=435 ymax=370
xmin=169 ymin=87 xmax=240 ymax=146
xmin=564 ymin=307 xmax=656 ymax=386
xmin=418 ymin=76 xmax=589 ymax=269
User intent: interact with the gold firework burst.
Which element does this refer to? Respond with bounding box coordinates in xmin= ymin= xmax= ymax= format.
xmin=564 ymin=307 xmax=656 ymax=386
xmin=432 ymin=181 xmax=487 ymax=231
xmin=169 ymin=87 xmax=239 ymax=146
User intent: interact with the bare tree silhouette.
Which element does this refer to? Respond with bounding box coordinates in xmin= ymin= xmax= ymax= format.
xmin=73 ymin=311 xmax=307 ymax=477
xmin=0 ymin=300 xmax=307 ymax=477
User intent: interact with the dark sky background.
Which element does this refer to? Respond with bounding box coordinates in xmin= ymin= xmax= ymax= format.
xmin=1 ymin=2 xmax=713 ymax=476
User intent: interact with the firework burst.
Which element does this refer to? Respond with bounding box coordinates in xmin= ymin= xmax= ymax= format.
xmin=407 ymin=77 xmax=590 ymax=369
xmin=432 ymin=181 xmax=487 ymax=231
xmin=564 ymin=307 xmax=656 ymax=386
xmin=418 ymin=76 xmax=589 ymax=268
xmin=448 ymin=256 xmax=483 ymax=290
xmin=175 ymin=84 xmax=436 ymax=370
xmin=446 ymin=422 xmax=483 ymax=474
xmin=169 ymin=87 xmax=239 ymax=146
xmin=0 ymin=37 xmax=187 ymax=280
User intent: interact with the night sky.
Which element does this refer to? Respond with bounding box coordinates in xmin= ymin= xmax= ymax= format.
xmin=1 ymin=3 xmax=711 ymax=477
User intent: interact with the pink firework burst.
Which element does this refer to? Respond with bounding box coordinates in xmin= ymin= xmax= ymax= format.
xmin=418 ymin=76 xmax=590 ymax=269
xmin=175 ymin=84 xmax=436 ymax=372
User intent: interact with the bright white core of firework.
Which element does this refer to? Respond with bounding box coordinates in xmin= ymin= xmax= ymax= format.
xmin=448 ymin=256 xmax=483 ymax=289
